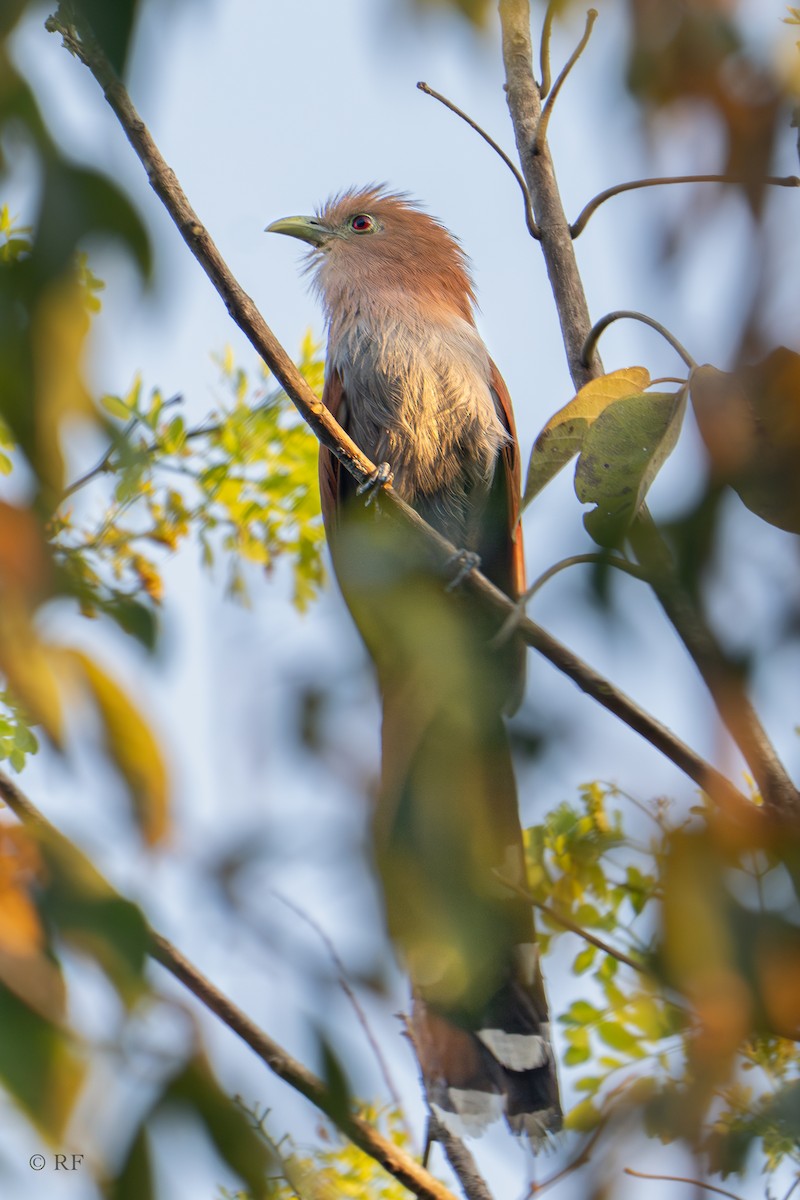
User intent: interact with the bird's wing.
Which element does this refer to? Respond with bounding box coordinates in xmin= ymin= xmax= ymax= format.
xmin=489 ymin=358 xmax=526 ymax=601
xmin=318 ymin=367 xmax=347 ymax=538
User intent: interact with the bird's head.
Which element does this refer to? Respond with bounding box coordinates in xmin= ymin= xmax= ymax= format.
xmin=266 ymin=186 xmax=476 ymax=321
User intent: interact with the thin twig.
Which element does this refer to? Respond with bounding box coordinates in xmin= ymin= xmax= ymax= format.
xmin=272 ymin=891 xmax=405 ymax=1117
xmin=581 ymin=310 xmax=697 ymax=371
xmin=0 ymin=768 xmax=458 ymax=1200
xmin=570 ymin=173 xmax=800 ymax=237
xmin=495 ymin=872 xmax=644 ymax=973
xmin=491 ymin=553 xmax=651 ymax=648
xmin=782 ymin=1176 xmax=800 ymax=1200
xmin=512 ymin=609 xmax=753 ymax=820
xmin=532 ymin=9 xmax=598 ymax=156
xmin=528 ymin=1121 xmax=606 ymax=1195
xmin=623 ymin=1168 xmax=747 ymax=1200
xmin=538 ymin=0 xmax=558 ymax=97
xmin=417 ymin=81 xmax=538 ymax=239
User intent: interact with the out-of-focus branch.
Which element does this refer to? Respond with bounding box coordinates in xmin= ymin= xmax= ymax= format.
xmin=428 ymin=1117 xmax=495 ymax=1200
xmin=0 ymin=768 xmax=459 ymax=1200
xmin=623 ymin=1167 xmax=747 ymax=1200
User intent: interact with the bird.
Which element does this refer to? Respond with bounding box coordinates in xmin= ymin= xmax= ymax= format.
xmin=266 ymin=186 xmax=561 ymax=1143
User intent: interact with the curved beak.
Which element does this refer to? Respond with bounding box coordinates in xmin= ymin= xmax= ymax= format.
xmin=264 ymin=214 xmax=330 ymax=247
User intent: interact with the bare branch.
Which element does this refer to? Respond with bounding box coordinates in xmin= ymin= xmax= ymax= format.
xmin=581 ymin=310 xmax=697 ymax=371
xmin=0 ymin=769 xmax=457 ymax=1200
xmin=571 ymin=173 xmax=800 ymax=238
xmin=417 ymin=81 xmax=538 ymax=239
xmin=528 ymin=1120 xmax=606 ymax=1195
xmin=496 ymin=873 xmax=644 ymax=973
xmin=491 ymin=553 xmax=651 ymax=647
xmin=538 ymin=0 xmax=558 ymax=97
xmin=500 ymin=0 xmax=601 ymax=387
xmin=533 ymin=9 xmax=598 ymax=156
xmin=623 ymin=1168 xmax=747 ymax=1200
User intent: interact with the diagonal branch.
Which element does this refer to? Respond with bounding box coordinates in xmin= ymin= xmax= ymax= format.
xmin=45 ymin=5 xmax=752 ymax=819
xmin=0 ymin=769 xmax=458 ymax=1200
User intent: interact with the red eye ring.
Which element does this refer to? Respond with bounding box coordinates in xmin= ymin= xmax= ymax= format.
xmin=349 ymin=213 xmax=375 ymax=233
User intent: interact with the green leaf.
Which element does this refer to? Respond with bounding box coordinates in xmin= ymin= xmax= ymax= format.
xmin=562 ymin=999 xmax=602 ymax=1025
xmin=0 ymin=982 xmax=84 ymax=1139
xmin=573 ymin=945 xmax=597 ymax=974
xmin=596 ymin=1021 xmax=641 ymax=1054
xmin=101 ymin=394 xmax=132 ymax=421
xmin=564 ymin=1098 xmax=602 ymax=1132
xmin=575 ymin=387 xmax=688 ymax=546
xmin=70 ymin=650 xmax=169 ymax=845
xmin=106 ymin=1125 xmax=154 ymax=1200
xmin=523 ymin=367 xmax=651 ymax=508
xmin=164 ymin=1055 xmax=274 ymax=1197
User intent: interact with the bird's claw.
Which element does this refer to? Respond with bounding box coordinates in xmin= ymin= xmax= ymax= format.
xmin=356 ymin=461 xmax=393 ymax=506
xmin=445 ymin=549 xmax=481 ymax=592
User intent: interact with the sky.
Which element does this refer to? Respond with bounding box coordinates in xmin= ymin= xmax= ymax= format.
xmin=4 ymin=1 xmax=800 ymax=1198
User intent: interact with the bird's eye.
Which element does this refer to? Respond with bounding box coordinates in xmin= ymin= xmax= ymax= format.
xmin=349 ymin=213 xmax=375 ymax=234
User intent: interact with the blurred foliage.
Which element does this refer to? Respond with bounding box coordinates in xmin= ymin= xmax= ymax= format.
xmin=53 ymin=334 xmax=325 ymax=619
xmin=219 ymin=1104 xmax=417 ymax=1200
xmin=525 ymin=784 xmax=800 ymax=1181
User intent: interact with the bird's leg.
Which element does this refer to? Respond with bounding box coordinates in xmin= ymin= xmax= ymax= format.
xmin=356 ymin=461 xmax=393 ymax=506
xmin=444 ymin=548 xmax=482 ymax=591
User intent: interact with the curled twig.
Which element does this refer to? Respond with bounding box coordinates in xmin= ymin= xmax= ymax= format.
xmin=491 ymin=553 xmax=651 ymax=649
xmin=417 ymin=81 xmax=539 ymax=239
xmin=570 ymin=173 xmax=800 ymax=237
xmin=532 ymin=9 xmax=598 ymax=155
xmin=581 ymin=310 xmax=697 ymax=371
xmin=538 ymin=0 xmax=558 ymax=97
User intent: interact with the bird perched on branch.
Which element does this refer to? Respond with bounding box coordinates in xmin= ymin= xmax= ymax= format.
xmin=267 ymin=187 xmax=561 ymax=1142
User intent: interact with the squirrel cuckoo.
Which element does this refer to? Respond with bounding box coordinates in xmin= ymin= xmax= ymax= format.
xmin=267 ymin=187 xmax=561 ymax=1142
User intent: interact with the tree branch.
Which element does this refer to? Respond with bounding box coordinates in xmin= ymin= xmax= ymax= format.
xmin=570 ymin=173 xmax=800 ymax=238
xmin=532 ymin=8 xmax=598 ymax=156
xmin=496 ymin=873 xmax=644 ymax=973
xmin=428 ymin=1117 xmax=495 ymax=1200
xmin=417 ymin=81 xmax=538 ymax=239
xmin=581 ymin=310 xmax=697 ymax=371
xmin=499 ymin=0 xmax=601 ymax=388
xmin=0 ymin=768 xmax=458 ymax=1200
xmin=623 ymin=1167 xmax=747 ymax=1200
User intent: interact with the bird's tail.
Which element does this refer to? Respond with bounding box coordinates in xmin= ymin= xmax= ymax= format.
xmin=377 ymin=667 xmax=562 ymax=1142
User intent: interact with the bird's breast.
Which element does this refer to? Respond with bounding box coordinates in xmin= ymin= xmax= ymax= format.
xmin=329 ymin=312 xmax=508 ymax=541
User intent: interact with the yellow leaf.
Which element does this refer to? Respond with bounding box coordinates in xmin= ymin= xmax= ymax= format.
xmin=523 ymin=366 xmax=651 ymax=509
xmin=69 ymin=651 xmax=170 ymax=845
xmin=0 ymin=604 xmax=64 ymax=744
xmin=32 ymin=275 xmax=95 ymax=497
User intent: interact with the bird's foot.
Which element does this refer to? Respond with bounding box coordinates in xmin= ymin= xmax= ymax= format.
xmin=445 ymin=549 xmax=481 ymax=592
xmin=356 ymin=461 xmax=393 ymax=506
